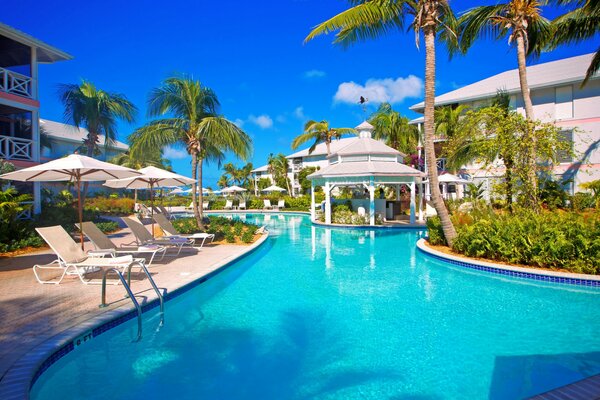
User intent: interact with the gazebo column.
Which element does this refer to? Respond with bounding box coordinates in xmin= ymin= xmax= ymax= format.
xmin=395 ymin=185 xmax=400 ymax=200
xmin=410 ymin=181 xmax=416 ymax=224
xmin=310 ymin=182 xmax=316 ymax=222
xmin=325 ymin=181 xmax=332 ymax=224
xmin=369 ymin=177 xmax=375 ymax=226
xmin=418 ymin=181 xmax=425 ymax=222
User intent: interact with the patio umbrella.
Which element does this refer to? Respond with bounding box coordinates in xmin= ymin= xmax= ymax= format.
xmin=0 ymin=154 xmax=141 ymax=248
xmin=437 ymin=173 xmax=470 ymax=184
xmin=104 ymin=166 xmax=195 ymax=237
xmin=221 ymin=185 xmax=247 ymax=195
xmin=169 ymin=187 xmax=186 ymax=195
xmin=262 ymin=185 xmax=286 ymax=193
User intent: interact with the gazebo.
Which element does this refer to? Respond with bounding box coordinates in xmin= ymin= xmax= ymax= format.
xmin=308 ymin=121 xmax=425 ymax=226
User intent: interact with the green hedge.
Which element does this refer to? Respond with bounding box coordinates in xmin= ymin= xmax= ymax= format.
xmin=172 ymin=216 xmax=259 ymax=243
xmin=428 ymin=210 xmax=600 ymax=274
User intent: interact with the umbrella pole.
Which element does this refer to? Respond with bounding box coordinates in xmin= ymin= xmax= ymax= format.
xmin=150 ymin=183 xmax=155 ymax=238
xmin=76 ymin=176 xmax=84 ymax=249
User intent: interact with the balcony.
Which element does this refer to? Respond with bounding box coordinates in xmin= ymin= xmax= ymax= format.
xmin=0 ymin=67 xmax=32 ymax=99
xmin=0 ymin=135 xmax=34 ymax=161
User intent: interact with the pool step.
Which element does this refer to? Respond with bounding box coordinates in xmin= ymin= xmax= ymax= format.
xmin=529 ymin=374 xmax=600 ymax=400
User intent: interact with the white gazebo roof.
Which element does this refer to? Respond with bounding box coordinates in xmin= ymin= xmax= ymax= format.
xmin=309 ymin=161 xmax=423 ymax=179
xmin=328 ymin=137 xmax=405 ymax=158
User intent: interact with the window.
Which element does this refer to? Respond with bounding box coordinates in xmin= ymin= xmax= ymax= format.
xmin=509 ymin=95 xmax=517 ymax=110
xmin=557 ymin=130 xmax=574 ymax=163
xmin=555 ymin=86 xmax=573 ymax=120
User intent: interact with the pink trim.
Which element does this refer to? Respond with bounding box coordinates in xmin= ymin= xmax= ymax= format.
xmin=555 ymin=117 xmax=600 ymax=127
xmin=0 ymin=92 xmax=39 ymax=108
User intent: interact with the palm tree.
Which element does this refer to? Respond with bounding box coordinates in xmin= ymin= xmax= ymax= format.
xmin=267 ymin=153 xmax=291 ymax=193
xmin=549 ymin=0 xmax=600 ymax=85
xmin=129 ymin=77 xmax=251 ymax=228
xmin=305 ymin=0 xmax=459 ymax=245
xmin=458 ymin=1 xmax=553 ymax=208
xmin=58 ymin=79 xmax=137 ymax=200
xmin=435 ymin=104 xmax=470 ymax=171
xmin=291 ymin=120 xmax=356 ymax=155
xmin=369 ymin=103 xmax=418 ymax=155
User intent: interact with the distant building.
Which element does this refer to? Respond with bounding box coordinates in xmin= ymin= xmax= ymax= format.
xmin=40 ymin=119 xmax=128 ymax=162
xmin=409 ymin=53 xmax=600 ymax=199
xmin=0 ymin=22 xmax=72 ymax=215
xmin=252 ymin=137 xmax=363 ymax=196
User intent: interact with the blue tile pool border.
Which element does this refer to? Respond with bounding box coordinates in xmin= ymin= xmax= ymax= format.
xmin=0 ymin=233 xmax=270 ymax=400
xmin=417 ymin=238 xmax=600 ymax=288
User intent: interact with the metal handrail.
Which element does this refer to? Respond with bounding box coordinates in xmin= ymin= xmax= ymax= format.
xmin=98 ymin=260 xmax=165 ymax=341
xmin=100 ymin=265 xmax=143 ymax=342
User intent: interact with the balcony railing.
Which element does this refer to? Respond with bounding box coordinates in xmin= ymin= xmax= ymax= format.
xmin=16 ymin=201 xmax=34 ymax=220
xmin=0 ymin=136 xmax=34 ymax=161
xmin=436 ymin=157 xmax=447 ymax=172
xmin=0 ymin=67 xmax=32 ymax=98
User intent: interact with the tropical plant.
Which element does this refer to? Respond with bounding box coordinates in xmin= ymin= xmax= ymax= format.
xmin=291 ymin=120 xmax=355 ymax=155
xmin=305 ymin=0 xmax=459 ymax=245
xmin=435 ymin=104 xmax=471 ymax=172
xmin=458 ymin=0 xmax=553 ymax=209
xmin=549 ymin=0 xmax=600 ymax=85
xmin=369 ymin=102 xmax=418 ymax=155
xmin=267 ymin=153 xmax=291 ymax=193
xmin=220 ymin=162 xmax=254 ymax=188
xmin=58 ymin=80 xmax=137 ymax=199
xmin=298 ymin=166 xmax=318 ymax=195
xmin=128 ymin=76 xmax=251 ymax=228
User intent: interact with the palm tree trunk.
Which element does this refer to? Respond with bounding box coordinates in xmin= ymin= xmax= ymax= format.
xmin=81 ymin=138 xmax=95 ymax=201
xmin=516 ymin=33 xmax=538 ymax=209
xmin=191 ymin=151 xmax=201 ymax=228
xmin=325 ymin=140 xmax=331 ymax=155
xmin=424 ymin=25 xmax=457 ymax=246
xmin=505 ymin=155 xmax=514 ymax=213
xmin=198 ymin=157 xmax=205 ymax=229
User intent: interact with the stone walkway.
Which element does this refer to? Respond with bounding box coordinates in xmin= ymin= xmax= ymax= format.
xmin=0 ymin=225 xmax=265 ymax=386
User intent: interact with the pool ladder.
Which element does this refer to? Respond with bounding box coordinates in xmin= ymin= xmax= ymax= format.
xmin=99 ymin=260 xmax=164 ymax=342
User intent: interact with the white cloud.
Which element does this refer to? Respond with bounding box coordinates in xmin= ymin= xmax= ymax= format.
xmin=333 ymin=75 xmax=423 ymax=104
xmin=304 ymin=69 xmax=326 ymax=79
xmin=162 ymin=146 xmax=188 ymax=160
xmin=293 ymin=106 xmax=306 ymax=119
xmin=248 ymin=114 xmax=273 ymax=129
xmin=233 ymin=118 xmax=245 ymax=128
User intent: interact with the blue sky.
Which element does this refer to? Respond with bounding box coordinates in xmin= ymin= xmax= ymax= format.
xmin=4 ymin=0 xmax=597 ymax=187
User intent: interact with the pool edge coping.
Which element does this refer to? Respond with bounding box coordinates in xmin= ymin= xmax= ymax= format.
xmin=416 ymin=238 xmax=600 ymax=287
xmin=0 ymin=232 xmax=271 ymax=400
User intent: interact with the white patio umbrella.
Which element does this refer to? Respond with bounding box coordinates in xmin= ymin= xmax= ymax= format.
xmin=169 ymin=187 xmax=186 ymax=195
xmin=0 ymin=154 xmax=141 ymax=248
xmin=262 ymin=184 xmax=286 ymax=193
xmin=104 ymin=166 xmax=195 ymax=236
xmin=437 ymin=173 xmax=470 ymax=184
xmin=221 ymin=185 xmax=247 ymax=195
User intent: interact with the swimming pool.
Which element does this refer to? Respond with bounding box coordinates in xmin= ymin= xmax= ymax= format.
xmin=31 ymin=213 xmax=600 ymax=399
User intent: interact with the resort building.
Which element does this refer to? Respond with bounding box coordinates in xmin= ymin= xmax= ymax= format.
xmin=0 ymin=22 xmax=71 ymax=215
xmin=410 ymin=53 xmax=600 ymax=198
xmin=252 ymin=137 xmax=360 ymax=197
xmin=40 ymin=119 xmax=128 ymax=162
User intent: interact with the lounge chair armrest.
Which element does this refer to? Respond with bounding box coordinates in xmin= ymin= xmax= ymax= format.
xmin=88 ymin=249 xmax=116 ymax=258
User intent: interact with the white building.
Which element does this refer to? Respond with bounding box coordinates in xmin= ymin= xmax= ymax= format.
xmin=252 ymin=137 xmax=361 ymax=196
xmin=410 ymin=53 xmax=600 ymax=197
xmin=0 ymin=22 xmax=72 ymax=215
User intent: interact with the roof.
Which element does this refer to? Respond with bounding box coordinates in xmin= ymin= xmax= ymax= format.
xmin=355 ymin=120 xmax=374 ymax=130
xmin=251 ymin=164 xmax=269 ymax=173
xmin=329 ymin=137 xmax=404 ymax=158
xmin=410 ymin=53 xmax=597 ymax=112
xmin=41 ymin=119 xmax=129 ymax=151
xmin=0 ymin=22 xmax=72 ymax=63
xmin=286 ymin=137 xmax=357 ymax=159
xmin=308 ymin=161 xmax=424 ymax=180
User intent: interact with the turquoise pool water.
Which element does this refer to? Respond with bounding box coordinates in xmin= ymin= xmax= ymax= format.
xmin=31 ymin=214 xmax=600 ymax=399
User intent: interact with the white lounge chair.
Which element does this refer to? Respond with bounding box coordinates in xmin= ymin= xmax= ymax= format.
xmin=153 ymin=213 xmax=215 ymax=247
xmin=158 ymin=205 xmax=174 ymax=220
xmin=263 ymin=199 xmax=273 ymax=210
xmin=122 ymin=216 xmax=194 ymax=256
xmin=202 ymin=201 xmax=210 ymax=210
xmin=34 ymin=225 xmax=145 ymax=285
xmin=239 ymin=200 xmax=247 ymax=210
xmin=277 ymin=200 xmax=285 ymax=210
xmin=78 ymin=222 xmax=166 ymax=267
xmin=224 ymin=199 xmax=233 ymax=210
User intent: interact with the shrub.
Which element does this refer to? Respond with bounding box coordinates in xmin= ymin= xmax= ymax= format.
xmin=241 ymin=230 xmax=254 ymax=243
xmin=224 ymin=230 xmax=236 ymax=243
xmin=572 ymin=192 xmax=595 ymax=211
xmin=94 ymin=220 xmax=120 ymax=233
xmin=426 ymin=216 xmax=446 ymax=246
xmin=233 ymin=221 xmax=244 ymax=236
xmin=450 ymin=210 xmax=600 ymax=274
xmin=85 ymin=197 xmax=134 ymax=215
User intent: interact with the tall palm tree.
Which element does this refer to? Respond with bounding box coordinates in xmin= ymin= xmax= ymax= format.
xmin=458 ymin=0 xmax=552 ymax=208
xmin=305 ymin=0 xmax=459 ymax=245
xmin=369 ymin=102 xmax=418 ymax=155
xmin=58 ymin=79 xmax=137 ymax=200
xmin=291 ymin=120 xmax=356 ymax=155
xmin=267 ymin=153 xmax=291 ymax=193
xmin=549 ymin=0 xmax=600 ymax=85
xmin=129 ymin=77 xmax=251 ymax=228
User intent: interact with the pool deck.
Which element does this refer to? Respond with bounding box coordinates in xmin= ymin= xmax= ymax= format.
xmin=0 ymin=224 xmax=267 ymax=398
